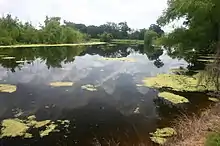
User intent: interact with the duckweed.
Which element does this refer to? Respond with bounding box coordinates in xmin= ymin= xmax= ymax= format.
xmin=158 ymin=92 xmax=189 ymax=104
xmin=2 ymin=57 xmax=15 ymax=60
xmin=150 ymin=127 xmax=177 ymax=145
xmin=50 ymin=82 xmax=74 ymax=87
xmin=40 ymin=124 xmax=58 ymax=137
xmin=0 ymin=84 xmax=17 ymax=93
xmin=0 ymin=119 xmax=30 ymax=138
xmin=142 ymin=74 xmax=215 ymax=92
xmin=81 ymin=84 xmax=97 ymax=91
xmin=208 ymin=97 xmax=220 ymax=102
xmin=0 ymin=116 xmax=60 ymax=138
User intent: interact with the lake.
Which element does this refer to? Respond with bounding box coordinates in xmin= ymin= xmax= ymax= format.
xmin=0 ymin=45 xmax=213 ymax=146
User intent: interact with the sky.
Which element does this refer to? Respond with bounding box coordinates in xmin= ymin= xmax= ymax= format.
xmin=0 ymin=0 xmax=167 ymax=29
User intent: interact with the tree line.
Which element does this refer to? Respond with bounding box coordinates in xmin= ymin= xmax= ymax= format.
xmin=0 ymin=14 xmax=166 ymax=45
xmin=0 ymin=15 xmax=89 ymax=45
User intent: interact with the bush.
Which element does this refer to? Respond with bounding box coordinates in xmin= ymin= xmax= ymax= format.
xmin=99 ymin=32 xmax=113 ymax=42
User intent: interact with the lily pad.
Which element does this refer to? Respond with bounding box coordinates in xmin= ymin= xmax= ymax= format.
xmin=0 ymin=84 xmax=17 ymax=93
xmin=150 ymin=127 xmax=177 ymax=145
xmin=142 ymin=74 xmax=215 ymax=92
xmin=50 ymin=82 xmax=74 ymax=87
xmin=158 ymin=92 xmax=189 ymax=104
xmin=99 ymin=57 xmax=136 ymax=62
xmin=81 ymin=84 xmax=97 ymax=91
xmin=0 ymin=119 xmax=30 ymax=138
xmin=2 ymin=57 xmax=15 ymax=60
xmin=208 ymin=97 xmax=220 ymax=102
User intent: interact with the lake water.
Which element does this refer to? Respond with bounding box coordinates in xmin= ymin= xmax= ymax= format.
xmin=0 ymin=45 xmax=213 ymax=146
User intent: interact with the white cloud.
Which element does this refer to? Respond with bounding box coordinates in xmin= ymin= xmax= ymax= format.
xmin=0 ymin=0 xmax=167 ymax=29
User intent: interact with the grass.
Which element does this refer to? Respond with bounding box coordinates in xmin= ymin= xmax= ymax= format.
xmin=206 ymin=133 xmax=220 ymax=146
xmin=165 ymin=104 xmax=220 ymax=146
xmin=0 ymin=42 xmax=106 ymax=48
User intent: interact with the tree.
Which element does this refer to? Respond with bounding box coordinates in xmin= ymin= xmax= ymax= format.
xmin=99 ymin=32 xmax=113 ymax=42
xmin=157 ymin=0 xmax=220 ymax=90
xmin=149 ymin=24 xmax=164 ymax=37
xmin=118 ymin=22 xmax=131 ymax=38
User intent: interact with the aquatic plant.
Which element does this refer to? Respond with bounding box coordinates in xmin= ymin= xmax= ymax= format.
xmin=0 ymin=119 xmax=30 ymax=138
xmin=16 ymin=60 xmax=26 ymax=63
xmin=142 ymin=74 xmax=215 ymax=92
xmin=50 ymin=82 xmax=74 ymax=87
xmin=208 ymin=97 xmax=220 ymax=102
xmin=39 ymin=123 xmax=58 ymax=137
xmin=0 ymin=115 xmax=61 ymax=138
xmin=2 ymin=57 xmax=15 ymax=60
xmin=81 ymin=84 xmax=97 ymax=91
xmin=150 ymin=127 xmax=177 ymax=145
xmin=0 ymin=84 xmax=17 ymax=93
xmin=158 ymin=92 xmax=189 ymax=104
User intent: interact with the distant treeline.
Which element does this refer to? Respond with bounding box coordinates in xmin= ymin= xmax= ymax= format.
xmin=0 ymin=14 xmax=165 ymax=45
xmin=0 ymin=15 xmax=88 ymax=45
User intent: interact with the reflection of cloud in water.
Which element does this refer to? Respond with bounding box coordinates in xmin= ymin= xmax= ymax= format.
xmin=0 ymin=52 xmax=188 ymax=97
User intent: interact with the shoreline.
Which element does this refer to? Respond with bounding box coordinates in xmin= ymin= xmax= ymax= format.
xmin=0 ymin=42 xmax=106 ymax=49
xmin=165 ymin=103 xmax=220 ymax=146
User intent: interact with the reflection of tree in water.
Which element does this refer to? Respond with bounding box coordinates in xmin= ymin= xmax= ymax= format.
xmin=0 ymin=46 xmax=86 ymax=71
xmin=81 ymin=44 xmax=143 ymax=58
xmin=144 ymin=44 xmax=164 ymax=68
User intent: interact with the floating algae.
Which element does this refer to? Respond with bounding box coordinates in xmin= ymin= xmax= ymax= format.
xmin=158 ymin=92 xmax=189 ymax=104
xmin=2 ymin=57 xmax=15 ymax=60
xmin=142 ymin=74 xmax=215 ymax=92
xmin=0 ymin=84 xmax=17 ymax=93
xmin=0 ymin=119 xmax=31 ymax=138
xmin=50 ymin=82 xmax=74 ymax=87
xmin=150 ymin=127 xmax=177 ymax=145
xmin=16 ymin=60 xmax=26 ymax=63
xmin=99 ymin=57 xmax=136 ymax=62
xmin=81 ymin=84 xmax=97 ymax=91
xmin=40 ymin=123 xmax=58 ymax=137
xmin=0 ymin=115 xmax=59 ymax=138
xmin=208 ymin=97 xmax=220 ymax=102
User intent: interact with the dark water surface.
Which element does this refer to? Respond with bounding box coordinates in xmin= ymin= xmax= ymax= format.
xmin=0 ymin=45 xmax=213 ymax=146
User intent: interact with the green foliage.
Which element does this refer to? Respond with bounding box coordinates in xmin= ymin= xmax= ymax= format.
xmin=157 ymin=0 xmax=220 ymax=55
xmin=99 ymin=32 xmax=113 ymax=42
xmin=0 ymin=14 xmax=86 ymax=45
xmin=205 ymin=133 xmax=220 ymax=146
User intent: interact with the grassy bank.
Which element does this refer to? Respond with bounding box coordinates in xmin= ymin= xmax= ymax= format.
xmin=165 ymin=103 xmax=220 ymax=146
xmin=90 ymin=39 xmax=144 ymax=45
xmin=0 ymin=42 xmax=106 ymax=48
